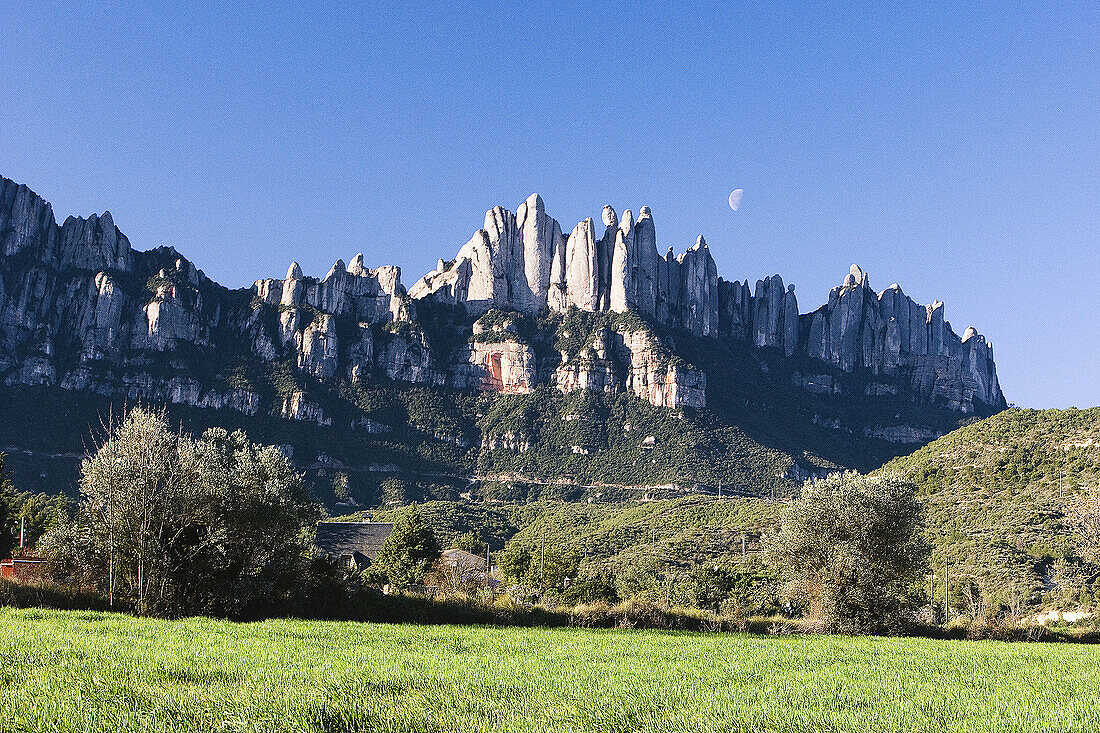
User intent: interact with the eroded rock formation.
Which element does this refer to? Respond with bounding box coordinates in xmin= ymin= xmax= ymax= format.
xmin=0 ymin=176 xmax=1004 ymax=424
xmin=412 ymin=195 xmax=1003 ymax=413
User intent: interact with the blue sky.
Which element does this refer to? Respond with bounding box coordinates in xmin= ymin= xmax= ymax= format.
xmin=2 ymin=1 xmax=1097 ymax=408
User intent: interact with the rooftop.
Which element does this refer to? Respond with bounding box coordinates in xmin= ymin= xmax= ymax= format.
xmin=314 ymin=521 xmax=393 ymax=561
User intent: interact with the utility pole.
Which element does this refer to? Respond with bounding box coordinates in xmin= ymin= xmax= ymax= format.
xmin=944 ymin=560 xmax=949 ymax=621
xmin=18 ymin=518 xmax=24 ymax=549
xmin=741 ymin=534 xmax=746 ymax=559
xmin=539 ymin=534 xmax=545 ymax=595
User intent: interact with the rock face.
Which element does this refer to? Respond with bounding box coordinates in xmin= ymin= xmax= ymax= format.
xmin=410 ymin=199 xmax=726 ymax=340
xmin=413 ymin=195 xmax=1003 ymax=414
xmin=452 ymin=340 xmax=537 ymax=394
xmin=804 ymin=266 xmax=1003 ymax=412
xmin=553 ymin=326 xmax=706 ymax=408
xmin=0 ymin=175 xmax=1004 ymax=422
xmin=0 ymin=176 xmax=425 ymax=418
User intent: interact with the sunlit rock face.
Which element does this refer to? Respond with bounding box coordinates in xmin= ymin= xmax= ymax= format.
xmin=0 ymin=176 xmax=1003 ymax=418
xmin=413 ymin=197 xmax=1001 ymax=413
xmin=452 ymin=341 xmax=536 ymax=395
xmin=553 ymin=327 xmax=706 ymax=409
xmin=805 ymin=266 xmax=1003 ymax=412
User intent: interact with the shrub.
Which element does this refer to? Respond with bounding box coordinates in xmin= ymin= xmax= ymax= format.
xmin=765 ymin=472 xmax=931 ymax=634
xmin=561 ymin=576 xmax=619 ymax=606
xmin=0 ymin=578 xmax=112 ymax=611
xmin=38 ymin=408 xmax=319 ymax=618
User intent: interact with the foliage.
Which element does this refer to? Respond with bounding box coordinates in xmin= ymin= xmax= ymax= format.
xmin=364 ymin=496 xmax=783 ymax=610
xmin=0 ymin=453 xmax=16 ymax=557
xmin=371 ymin=505 xmax=441 ymax=585
xmin=0 ymin=453 xmax=67 ymax=559
xmin=690 ymin=561 xmax=778 ymax=616
xmin=766 ymin=472 xmax=931 ymax=634
xmin=560 ymin=576 xmax=619 ymax=606
xmin=38 ymin=408 xmax=319 ymax=618
xmin=451 ymin=531 xmax=485 ymax=553
xmin=499 ymin=541 xmax=580 ymax=592
xmin=1067 ymin=484 xmax=1100 ymax=566
xmin=0 ymin=578 xmax=113 ymax=611
xmin=883 ymin=407 xmax=1100 ymax=614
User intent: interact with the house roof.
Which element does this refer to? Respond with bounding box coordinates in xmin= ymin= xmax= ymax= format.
xmin=442 ymin=548 xmax=486 ymax=570
xmin=314 ymin=522 xmax=394 ymax=561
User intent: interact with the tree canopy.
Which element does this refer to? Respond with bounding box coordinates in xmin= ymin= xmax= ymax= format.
xmin=0 ymin=453 xmax=65 ymax=560
xmin=765 ymin=472 xmax=930 ymax=634
xmin=40 ymin=408 xmax=319 ymax=618
xmin=371 ymin=505 xmax=440 ymax=586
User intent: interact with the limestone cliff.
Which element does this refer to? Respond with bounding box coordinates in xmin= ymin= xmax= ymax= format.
xmin=412 ymin=195 xmax=1003 ymax=413
xmin=0 ymin=176 xmax=1004 ymax=427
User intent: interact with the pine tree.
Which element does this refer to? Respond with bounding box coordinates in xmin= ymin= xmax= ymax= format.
xmin=373 ymin=505 xmax=441 ymax=585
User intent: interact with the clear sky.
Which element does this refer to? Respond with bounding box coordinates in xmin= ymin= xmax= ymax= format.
xmin=2 ymin=1 xmax=1097 ymax=408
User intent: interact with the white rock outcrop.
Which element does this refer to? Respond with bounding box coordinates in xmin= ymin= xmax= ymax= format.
xmin=0 ymin=176 xmax=1004 ymax=419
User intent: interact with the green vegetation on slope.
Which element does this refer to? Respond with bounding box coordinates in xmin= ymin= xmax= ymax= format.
xmin=0 ymin=376 xmax=813 ymax=505
xmin=883 ymin=407 xmax=1100 ymax=613
xmin=358 ymin=496 xmax=784 ymax=608
xmin=361 ymin=496 xmax=780 ymax=564
xmin=2 ymin=608 xmax=1100 ymax=733
xmin=0 ymin=298 xmax=988 ymax=505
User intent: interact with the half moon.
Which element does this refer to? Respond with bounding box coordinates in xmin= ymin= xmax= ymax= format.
xmin=728 ymin=189 xmax=744 ymax=211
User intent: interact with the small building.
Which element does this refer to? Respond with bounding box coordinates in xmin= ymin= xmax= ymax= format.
xmin=440 ymin=548 xmax=499 ymax=589
xmin=441 ymin=548 xmax=487 ymax=579
xmin=1 ymin=552 xmax=49 ymax=582
xmin=314 ymin=521 xmax=393 ymax=570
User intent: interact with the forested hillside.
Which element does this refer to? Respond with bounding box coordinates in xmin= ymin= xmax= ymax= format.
xmin=339 ymin=409 xmax=1100 ymax=614
xmin=884 ymin=408 xmax=1100 ymax=613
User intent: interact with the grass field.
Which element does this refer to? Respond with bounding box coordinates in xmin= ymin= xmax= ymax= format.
xmin=0 ymin=609 xmax=1098 ymax=732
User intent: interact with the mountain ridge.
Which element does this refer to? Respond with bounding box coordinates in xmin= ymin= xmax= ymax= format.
xmin=0 ymin=174 xmax=1005 ymax=501
xmin=0 ymin=176 xmax=1003 ymax=415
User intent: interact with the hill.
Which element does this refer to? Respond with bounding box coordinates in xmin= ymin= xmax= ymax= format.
xmin=883 ymin=408 xmax=1100 ymax=613
xmin=340 ymin=408 xmax=1100 ymax=614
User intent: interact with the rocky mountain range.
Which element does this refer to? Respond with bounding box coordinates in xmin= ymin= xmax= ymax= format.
xmin=0 ymin=176 xmax=1003 ymax=428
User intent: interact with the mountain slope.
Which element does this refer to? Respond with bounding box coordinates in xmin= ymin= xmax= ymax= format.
xmin=883 ymin=408 xmax=1100 ymax=612
xmin=0 ymin=175 xmax=1005 ymax=499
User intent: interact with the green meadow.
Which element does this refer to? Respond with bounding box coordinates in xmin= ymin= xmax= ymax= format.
xmin=0 ymin=608 xmax=1097 ymax=733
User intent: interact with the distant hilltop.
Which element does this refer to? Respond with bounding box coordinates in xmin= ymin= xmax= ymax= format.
xmin=0 ymin=176 xmax=1002 ymax=422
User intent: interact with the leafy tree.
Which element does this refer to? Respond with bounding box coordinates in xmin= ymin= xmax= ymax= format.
xmin=452 ymin=531 xmax=485 ymax=553
xmin=372 ymin=505 xmax=441 ymax=585
xmin=0 ymin=453 xmax=67 ymax=559
xmin=765 ymin=472 xmax=930 ymax=634
xmin=499 ymin=540 xmax=579 ymax=592
xmin=691 ymin=561 xmax=778 ymax=616
xmin=498 ymin=541 xmax=534 ymax=583
xmin=691 ymin=564 xmax=736 ymax=613
xmin=164 ymin=426 xmax=320 ymax=617
xmin=39 ymin=408 xmax=318 ymax=617
xmin=380 ymin=478 xmax=409 ymax=505
xmin=0 ymin=453 xmax=15 ymax=558
xmin=561 ymin=576 xmax=619 ymax=605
